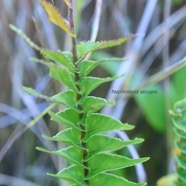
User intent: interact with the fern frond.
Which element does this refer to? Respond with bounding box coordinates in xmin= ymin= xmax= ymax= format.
xmin=11 ymin=2 xmax=148 ymax=185
xmin=170 ymin=98 xmax=186 ymax=186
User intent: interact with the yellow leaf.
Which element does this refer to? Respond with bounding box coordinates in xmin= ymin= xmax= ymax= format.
xmin=41 ymin=0 xmax=76 ymax=38
xmin=64 ymin=0 xmax=72 ymax=8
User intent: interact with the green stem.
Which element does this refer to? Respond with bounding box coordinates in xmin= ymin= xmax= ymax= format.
xmin=68 ymin=1 xmax=89 ymax=184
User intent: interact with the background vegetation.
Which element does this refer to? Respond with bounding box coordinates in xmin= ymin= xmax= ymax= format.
xmin=0 ymin=0 xmax=186 ymax=186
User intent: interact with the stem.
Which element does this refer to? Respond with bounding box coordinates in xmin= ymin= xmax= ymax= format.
xmin=68 ymin=1 xmax=89 ymax=184
xmin=68 ymin=0 xmax=77 ymax=62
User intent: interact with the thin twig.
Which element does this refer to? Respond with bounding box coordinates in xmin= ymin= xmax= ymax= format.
xmin=90 ymin=0 xmax=102 ymax=42
xmin=170 ymin=39 xmax=186 ymax=64
xmin=0 ymin=102 xmax=49 ymax=128
xmin=137 ymin=57 xmax=186 ymax=90
xmin=85 ymin=0 xmax=102 ymax=60
xmin=142 ymin=5 xmax=186 ymax=56
xmin=0 ymin=173 xmax=39 ymax=186
xmin=0 ymin=103 xmax=57 ymax=162
xmin=137 ymin=30 xmax=175 ymax=85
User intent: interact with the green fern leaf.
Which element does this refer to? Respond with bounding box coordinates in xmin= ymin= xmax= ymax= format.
xmin=79 ymin=58 xmax=125 ymax=77
xmin=47 ymin=64 xmax=77 ymax=92
xmin=175 ymin=154 xmax=186 ymax=169
xmin=175 ymin=140 xmax=186 ymax=154
xmin=63 ymin=51 xmax=74 ymax=63
xmin=36 ymin=146 xmax=83 ymax=167
xmin=30 ymin=58 xmax=77 ymax=91
xmin=41 ymin=50 xmax=75 ymax=71
xmin=172 ymin=118 xmax=186 ymax=132
xmin=86 ymin=153 xmax=149 ymax=179
xmin=51 ymin=90 xmax=77 ymax=109
xmin=83 ymin=113 xmax=134 ymax=142
xmin=79 ymin=74 xmax=124 ymax=97
xmin=175 ymin=168 xmax=186 ymax=183
xmin=174 ymin=129 xmax=186 ymax=139
xmin=81 ymin=96 xmax=114 ymax=114
xmin=46 ymin=128 xmax=82 ymax=149
xmin=76 ymin=37 xmax=133 ymax=58
xmin=23 ymin=86 xmax=49 ymax=100
xmin=89 ymin=173 xmax=146 ymax=186
xmin=86 ymin=135 xmax=143 ymax=160
xmin=49 ymin=109 xmax=80 ymax=129
xmin=49 ymin=165 xmax=85 ymax=186
xmin=173 ymin=98 xmax=186 ymax=111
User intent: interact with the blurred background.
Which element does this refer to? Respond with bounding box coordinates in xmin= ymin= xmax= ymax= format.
xmin=0 ymin=0 xmax=186 ymax=185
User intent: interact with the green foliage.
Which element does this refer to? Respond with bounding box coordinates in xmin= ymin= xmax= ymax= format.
xmin=135 ymin=84 xmax=166 ymax=133
xmin=10 ymin=1 xmax=149 ymax=185
xmin=76 ymin=37 xmax=132 ymax=59
xmin=41 ymin=50 xmax=75 ymax=71
xmin=170 ymin=67 xmax=186 ymax=105
xmin=170 ymin=98 xmax=186 ymax=186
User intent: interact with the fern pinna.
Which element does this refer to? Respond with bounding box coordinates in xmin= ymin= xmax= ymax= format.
xmin=10 ymin=1 xmax=148 ymax=185
xmin=170 ymin=98 xmax=186 ymax=186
